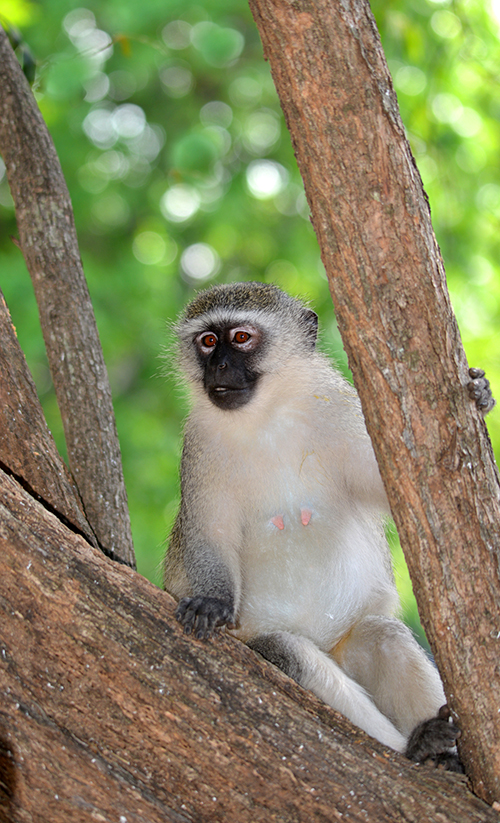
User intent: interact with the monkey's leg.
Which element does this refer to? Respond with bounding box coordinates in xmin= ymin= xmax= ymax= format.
xmin=335 ymin=615 xmax=461 ymax=767
xmin=334 ymin=615 xmax=445 ymax=736
xmin=248 ymin=631 xmax=406 ymax=752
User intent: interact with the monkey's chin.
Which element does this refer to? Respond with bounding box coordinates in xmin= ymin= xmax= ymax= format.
xmin=208 ymin=385 xmax=254 ymax=410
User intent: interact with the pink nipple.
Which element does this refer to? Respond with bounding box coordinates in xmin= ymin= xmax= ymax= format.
xmin=301 ymin=509 xmax=312 ymax=526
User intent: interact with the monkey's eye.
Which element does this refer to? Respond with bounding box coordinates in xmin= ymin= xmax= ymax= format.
xmin=198 ymin=332 xmax=218 ymax=350
xmin=233 ymin=331 xmax=251 ymax=345
xmin=228 ymin=326 xmax=261 ymax=350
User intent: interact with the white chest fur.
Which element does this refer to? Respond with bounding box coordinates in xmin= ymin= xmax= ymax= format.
xmin=189 ymin=367 xmax=397 ymax=648
xmin=221 ymin=414 xmax=396 ymax=648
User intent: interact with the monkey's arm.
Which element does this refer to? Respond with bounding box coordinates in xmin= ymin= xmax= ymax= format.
xmin=165 ymin=432 xmax=243 ymax=640
xmin=167 ymin=527 xmax=240 ymax=643
xmin=340 ymin=435 xmax=391 ymax=514
xmin=342 ymin=367 xmax=495 ymax=512
xmin=166 ymin=508 xmax=242 ymax=639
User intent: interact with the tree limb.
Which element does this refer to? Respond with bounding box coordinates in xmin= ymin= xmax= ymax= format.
xmin=247 ymin=0 xmax=500 ymax=803
xmin=0 ymin=468 xmax=496 ymax=822
xmin=0 ymin=25 xmax=135 ymax=567
xmin=0 ymin=289 xmax=96 ymax=546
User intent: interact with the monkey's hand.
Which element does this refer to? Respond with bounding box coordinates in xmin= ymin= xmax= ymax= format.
xmin=175 ymin=596 xmax=235 ymax=640
xmin=405 ymin=705 xmax=463 ymax=772
xmin=468 ymin=367 xmax=496 ymax=414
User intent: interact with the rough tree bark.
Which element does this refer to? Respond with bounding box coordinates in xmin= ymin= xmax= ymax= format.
xmin=0 ymin=291 xmax=96 ymax=547
xmin=0 ymin=25 xmax=134 ymax=567
xmin=0 ymin=466 xmax=497 ymax=823
xmin=247 ymin=0 xmax=500 ymax=804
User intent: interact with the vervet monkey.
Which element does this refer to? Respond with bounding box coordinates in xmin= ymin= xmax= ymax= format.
xmin=164 ymin=281 xmax=494 ymax=766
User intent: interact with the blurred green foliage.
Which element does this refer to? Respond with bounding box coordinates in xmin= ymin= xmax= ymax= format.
xmin=1 ymin=0 xmax=499 ymax=646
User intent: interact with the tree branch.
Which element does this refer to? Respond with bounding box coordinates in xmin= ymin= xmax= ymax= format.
xmin=0 ymin=468 xmax=496 ymax=822
xmin=0 ymin=25 xmax=134 ymax=567
xmin=247 ymin=0 xmax=500 ymax=803
xmin=0 ymin=289 xmax=96 ymax=545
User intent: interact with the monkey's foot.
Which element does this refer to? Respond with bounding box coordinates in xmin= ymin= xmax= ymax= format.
xmin=468 ymin=367 xmax=496 ymax=414
xmin=247 ymin=633 xmax=303 ymax=682
xmin=405 ymin=705 xmax=463 ymax=772
xmin=176 ymin=596 xmax=235 ymax=640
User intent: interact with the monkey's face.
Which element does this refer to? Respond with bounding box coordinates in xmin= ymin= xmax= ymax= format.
xmin=176 ymin=283 xmax=319 ymax=409
xmin=194 ymin=324 xmax=264 ymax=410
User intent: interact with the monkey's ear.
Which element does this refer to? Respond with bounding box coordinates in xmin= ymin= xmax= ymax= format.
xmin=302 ymin=309 xmax=319 ymax=348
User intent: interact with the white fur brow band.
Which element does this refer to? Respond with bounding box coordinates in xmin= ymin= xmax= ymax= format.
xmin=180 ymin=309 xmax=272 ymax=335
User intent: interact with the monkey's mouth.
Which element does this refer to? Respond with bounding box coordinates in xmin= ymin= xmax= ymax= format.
xmin=212 ymin=385 xmax=241 ymax=393
xmin=208 ymin=385 xmax=254 ymax=410
xmin=211 ymin=385 xmax=246 ymax=399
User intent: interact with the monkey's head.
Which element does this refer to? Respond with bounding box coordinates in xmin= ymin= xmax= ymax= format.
xmin=176 ymin=282 xmax=318 ymax=411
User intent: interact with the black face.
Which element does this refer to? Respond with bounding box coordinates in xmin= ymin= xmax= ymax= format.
xmin=194 ymin=324 xmax=263 ymax=410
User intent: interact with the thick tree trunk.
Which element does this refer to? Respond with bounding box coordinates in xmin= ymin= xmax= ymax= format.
xmin=0 ymin=467 xmax=497 ymax=823
xmin=247 ymin=0 xmax=500 ymax=804
xmin=0 ymin=25 xmax=134 ymax=567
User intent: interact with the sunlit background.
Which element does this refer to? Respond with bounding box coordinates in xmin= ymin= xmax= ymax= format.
xmin=1 ymin=0 xmax=499 ymax=645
